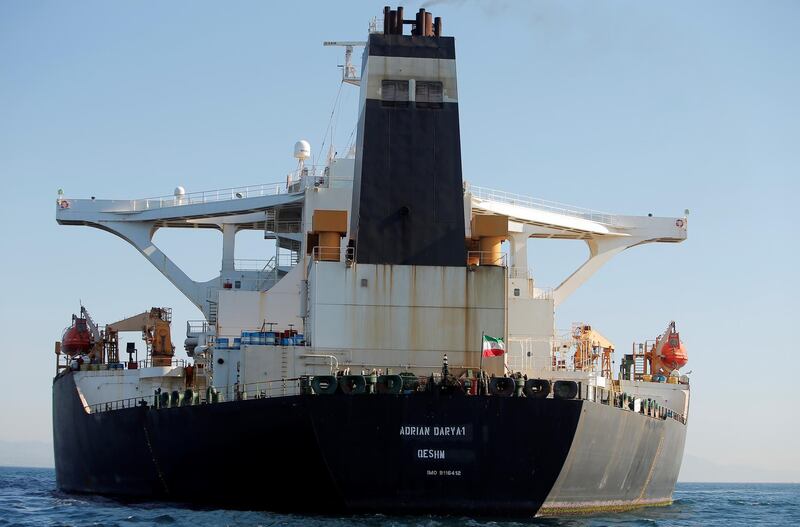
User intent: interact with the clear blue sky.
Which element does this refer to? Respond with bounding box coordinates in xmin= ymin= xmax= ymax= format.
xmin=1 ymin=1 xmax=798 ymax=480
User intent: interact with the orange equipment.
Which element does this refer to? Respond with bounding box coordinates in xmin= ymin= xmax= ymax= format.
xmin=106 ymin=307 xmax=175 ymax=367
xmin=60 ymin=306 xmax=105 ymax=362
xmin=648 ymin=321 xmax=688 ymax=374
xmin=572 ymin=324 xmax=615 ymax=377
xmin=61 ymin=316 xmax=92 ymax=356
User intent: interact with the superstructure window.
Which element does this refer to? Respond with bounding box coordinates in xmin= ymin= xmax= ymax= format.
xmin=382 ymin=80 xmax=409 ymax=107
xmin=416 ymin=81 xmax=443 ymax=108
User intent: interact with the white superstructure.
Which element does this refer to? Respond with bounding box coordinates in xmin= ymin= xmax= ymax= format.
xmin=56 ymin=145 xmax=688 ymax=414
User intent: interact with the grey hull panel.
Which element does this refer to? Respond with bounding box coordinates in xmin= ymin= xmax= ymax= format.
xmin=540 ymin=401 xmax=686 ymax=515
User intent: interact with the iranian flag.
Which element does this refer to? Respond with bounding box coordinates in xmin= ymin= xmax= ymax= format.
xmin=482 ymin=335 xmax=505 ymax=357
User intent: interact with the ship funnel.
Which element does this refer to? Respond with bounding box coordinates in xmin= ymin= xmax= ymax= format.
xmin=382 ymin=6 xmax=442 ymax=37
xmin=351 ymin=6 xmax=464 ymax=266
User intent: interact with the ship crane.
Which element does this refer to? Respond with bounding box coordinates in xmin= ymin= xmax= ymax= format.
xmin=572 ymin=324 xmax=615 ymax=378
xmin=105 ymin=308 xmax=175 ymax=367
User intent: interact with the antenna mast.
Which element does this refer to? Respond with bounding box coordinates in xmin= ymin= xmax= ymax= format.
xmin=323 ymin=41 xmax=366 ymax=86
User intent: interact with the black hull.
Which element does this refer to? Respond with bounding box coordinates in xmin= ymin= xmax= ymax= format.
xmin=53 ymin=373 xmax=684 ymax=516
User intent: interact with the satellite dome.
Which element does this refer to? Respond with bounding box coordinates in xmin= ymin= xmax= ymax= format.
xmin=174 ymin=186 xmax=186 ymax=197
xmin=294 ymin=140 xmax=311 ymax=161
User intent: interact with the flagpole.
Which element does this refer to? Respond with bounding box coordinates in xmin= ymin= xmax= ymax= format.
xmin=479 ymin=330 xmax=484 ymax=394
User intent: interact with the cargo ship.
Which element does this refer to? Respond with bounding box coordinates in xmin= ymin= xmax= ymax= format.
xmin=53 ymin=6 xmax=690 ymax=517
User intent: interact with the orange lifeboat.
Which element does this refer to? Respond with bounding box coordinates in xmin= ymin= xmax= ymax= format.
xmin=61 ymin=316 xmax=92 ymax=356
xmin=658 ymin=324 xmax=688 ymax=369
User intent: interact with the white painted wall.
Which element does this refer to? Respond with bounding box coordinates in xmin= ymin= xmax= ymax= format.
xmin=307 ymin=262 xmax=506 ymax=376
xmin=216 ymin=266 xmax=305 ymax=339
xmin=74 ymin=367 xmax=185 ymax=407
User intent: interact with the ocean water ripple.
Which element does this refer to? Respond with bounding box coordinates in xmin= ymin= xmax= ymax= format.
xmin=0 ymin=467 xmax=797 ymax=526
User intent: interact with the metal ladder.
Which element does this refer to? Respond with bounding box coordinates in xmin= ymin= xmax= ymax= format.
xmin=633 ymin=342 xmax=647 ymax=380
xmin=207 ymin=301 xmax=218 ymax=325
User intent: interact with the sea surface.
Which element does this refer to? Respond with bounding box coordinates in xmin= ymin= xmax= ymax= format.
xmin=0 ymin=467 xmax=797 ymax=527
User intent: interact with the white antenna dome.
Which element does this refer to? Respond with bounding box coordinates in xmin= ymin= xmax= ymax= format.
xmin=174 ymin=186 xmax=186 ymax=197
xmin=294 ymin=140 xmax=311 ymax=161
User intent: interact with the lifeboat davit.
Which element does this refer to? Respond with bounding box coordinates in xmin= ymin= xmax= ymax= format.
xmin=61 ymin=316 xmax=92 ymax=356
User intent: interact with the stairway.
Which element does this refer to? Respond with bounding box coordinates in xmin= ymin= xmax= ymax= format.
xmin=207 ymin=301 xmax=218 ymax=325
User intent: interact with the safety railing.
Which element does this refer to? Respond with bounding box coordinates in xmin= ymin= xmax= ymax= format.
xmin=601 ymin=386 xmax=688 ymax=425
xmin=128 ymin=182 xmax=290 ymax=211
xmin=265 ymin=219 xmax=302 ymax=234
xmin=233 ymin=259 xmax=277 ymax=271
xmin=219 ymin=254 xmax=300 ymax=291
xmin=63 ymin=166 xmax=334 ymax=213
xmin=286 ymin=166 xmax=329 ymax=192
xmin=82 ymin=372 xmax=687 ymax=425
xmin=470 ymin=185 xmax=618 ymax=226
xmin=85 ymin=378 xmax=304 ymax=414
xmin=508 ymin=267 xmax=533 ymax=279
xmin=136 ymin=358 xmax=187 ymax=369
xmin=66 ymin=357 xmax=188 ymax=373
xmin=310 ymin=246 xmax=356 ymax=263
xmin=533 ymin=287 xmax=554 ymax=299
xmin=234 ymin=254 xmax=299 ymax=272
xmin=217 ymin=378 xmax=303 ymax=402
xmin=88 ymin=394 xmax=155 ymax=414
xmin=187 ymin=320 xmax=210 ymax=335
xmin=467 ymin=251 xmax=507 ymax=267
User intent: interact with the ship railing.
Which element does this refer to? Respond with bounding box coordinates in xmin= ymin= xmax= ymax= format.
xmin=508 ymin=266 xmax=533 ymax=280
xmin=87 ymin=394 xmax=155 ymax=414
xmin=232 ymin=254 xmax=298 ymax=273
xmin=469 ymin=185 xmax=619 ymax=226
xmin=590 ymin=384 xmax=688 ymax=425
xmin=533 ymin=287 xmax=553 ymax=300
xmin=59 ymin=166 xmax=342 ymax=212
xmin=264 ymin=219 xmax=303 ymax=234
xmin=286 ymin=166 xmax=330 ymax=192
xmin=186 ymin=320 xmax=210 ymax=336
xmin=233 ymin=258 xmax=274 ymax=271
xmin=310 ymin=246 xmax=356 ymax=264
xmin=369 ymin=16 xmax=382 ymax=33
xmin=213 ymin=378 xmax=303 ymax=402
xmin=61 ymin=357 xmax=188 ymax=373
xmin=84 ymin=378 xmax=304 ymax=414
xmin=127 ymin=181 xmax=291 ymax=211
xmin=285 ymin=164 xmax=354 ymax=190
xmin=135 ymin=358 xmax=188 ymax=369
xmin=83 ymin=374 xmax=687 ymax=425
xmin=467 ymin=251 xmax=507 ymax=267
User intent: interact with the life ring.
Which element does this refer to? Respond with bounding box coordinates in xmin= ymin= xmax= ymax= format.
xmin=59 ymin=200 xmax=70 ymax=209
xmin=675 ymin=219 xmax=684 ymax=228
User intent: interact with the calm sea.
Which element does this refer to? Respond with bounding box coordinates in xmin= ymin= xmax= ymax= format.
xmin=0 ymin=467 xmax=797 ymax=526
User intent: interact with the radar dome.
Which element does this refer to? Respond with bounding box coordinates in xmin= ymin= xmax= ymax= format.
xmin=294 ymin=140 xmax=311 ymax=161
xmin=174 ymin=186 xmax=186 ymax=197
